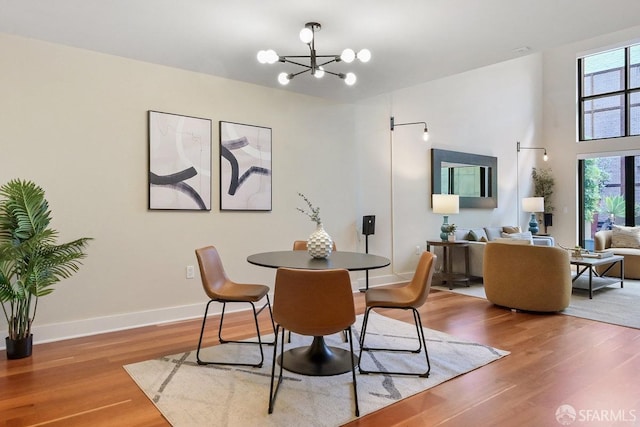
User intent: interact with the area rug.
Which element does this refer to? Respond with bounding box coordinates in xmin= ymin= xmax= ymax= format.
xmin=433 ymin=279 xmax=640 ymax=329
xmin=124 ymin=312 xmax=508 ymax=426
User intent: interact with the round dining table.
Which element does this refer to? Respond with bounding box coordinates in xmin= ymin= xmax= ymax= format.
xmin=247 ymin=250 xmax=390 ymax=376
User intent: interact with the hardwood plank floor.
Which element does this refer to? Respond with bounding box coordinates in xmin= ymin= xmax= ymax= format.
xmin=1 ymin=289 xmax=639 ymax=426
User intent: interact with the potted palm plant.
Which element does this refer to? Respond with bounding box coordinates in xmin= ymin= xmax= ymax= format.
xmin=0 ymin=179 xmax=91 ymax=359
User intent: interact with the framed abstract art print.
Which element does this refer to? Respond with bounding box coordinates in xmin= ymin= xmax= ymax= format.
xmin=148 ymin=111 xmax=212 ymax=211
xmin=219 ymin=121 xmax=272 ymax=211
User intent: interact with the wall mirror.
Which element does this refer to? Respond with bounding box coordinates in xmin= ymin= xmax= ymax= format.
xmin=431 ymin=148 xmax=498 ymax=208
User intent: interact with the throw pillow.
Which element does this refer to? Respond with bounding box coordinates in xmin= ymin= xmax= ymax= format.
xmin=611 ymin=225 xmax=640 ymax=249
xmin=484 ymin=227 xmax=503 ymax=241
xmin=468 ymin=228 xmax=488 ymax=242
xmin=454 ymin=228 xmax=469 ymax=240
xmin=502 ymin=226 xmax=522 ymax=234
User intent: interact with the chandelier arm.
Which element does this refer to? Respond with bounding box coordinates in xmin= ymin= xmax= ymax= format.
xmin=280 ymin=58 xmax=313 ymax=69
xmin=289 ymin=68 xmax=312 ymax=78
xmin=316 ymin=58 xmax=339 ymax=67
xmin=322 ymin=69 xmax=345 ymax=78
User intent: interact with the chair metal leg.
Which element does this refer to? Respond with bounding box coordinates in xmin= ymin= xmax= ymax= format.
xmin=358 ymin=306 xmax=431 ymax=377
xmin=197 ymin=296 xmax=275 ymax=368
xmin=347 ymin=327 xmax=360 ymax=417
xmin=268 ymin=326 xmax=286 ymax=414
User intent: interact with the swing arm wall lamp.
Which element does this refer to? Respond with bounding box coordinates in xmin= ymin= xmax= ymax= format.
xmin=390 ymin=116 xmax=429 ymax=141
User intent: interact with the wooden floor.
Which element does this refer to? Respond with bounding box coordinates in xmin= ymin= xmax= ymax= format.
xmin=1 ymin=289 xmax=639 ymax=427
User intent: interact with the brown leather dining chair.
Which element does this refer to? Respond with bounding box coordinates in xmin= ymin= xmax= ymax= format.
xmin=195 ymin=246 xmax=275 ymax=368
xmin=268 ymin=267 xmax=359 ymax=417
xmin=292 ymin=240 xmax=337 ymax=251
xmin=358 ymin=251 xmax=436 ymax=377
xmin=290 ymin=240 xmax=342 ymax=341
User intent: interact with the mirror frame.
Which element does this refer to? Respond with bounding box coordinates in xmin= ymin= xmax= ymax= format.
xmin=431 ymin=148 xmax=498 ymax=209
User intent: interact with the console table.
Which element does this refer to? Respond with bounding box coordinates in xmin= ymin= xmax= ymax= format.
xmin=426 ymin=240 xmax=470 ymax=289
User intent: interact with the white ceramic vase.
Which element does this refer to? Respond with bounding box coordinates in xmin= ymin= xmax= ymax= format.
xmin=307 ymin=223 xmax=333 ymax=259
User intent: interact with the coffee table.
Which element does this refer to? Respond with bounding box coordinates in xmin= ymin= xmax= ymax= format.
xmin=570 ymin=254 xmax=624 ymax=299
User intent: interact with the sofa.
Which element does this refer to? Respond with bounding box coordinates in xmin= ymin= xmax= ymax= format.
xmin=449 ymin=226 xmax=555 ymax=278
xmin=483 ymin=241 xmax=572 ymax=312
xmin=594 ymin=226 xmax=640 ymax=279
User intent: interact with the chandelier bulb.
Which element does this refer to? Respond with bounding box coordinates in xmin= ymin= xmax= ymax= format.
xmin=341 ymin=48 xmax=356 ymax=63
xmin=357 ymin=49 xmax=371 ymax=63
xmin=277 ymin=72 xmax=291 ymax=85
xmin=299 ymin=27 xmax=313 ymax=44
xmin=314 ymin=66 xmax=325 ymax=79
xmin=344 ymin=72 xmax=357 ymax=86
xmin=265 ymin=49 xmax=279 ymax=64
xmin=423 ymin=129 xmax=430 ymax=142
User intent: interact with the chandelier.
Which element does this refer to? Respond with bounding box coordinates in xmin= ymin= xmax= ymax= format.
xmin=257 ymin=22 xmax=371 ymax=86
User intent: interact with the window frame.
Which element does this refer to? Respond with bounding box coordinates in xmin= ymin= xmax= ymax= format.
xmin=578 ymin=44 xmax=640 ymax=141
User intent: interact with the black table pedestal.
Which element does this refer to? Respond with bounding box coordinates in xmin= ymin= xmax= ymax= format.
xmin=278 ymin=336 xmax=357 ymax=376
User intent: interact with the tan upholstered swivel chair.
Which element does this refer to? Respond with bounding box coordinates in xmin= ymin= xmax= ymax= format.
xmin=268 ymin=268 xmax=359 ymax=417
xmin=293 ymin=240 xmax=337 ymax=251
xmin=483 ymin=242 xmax=571 ymax=312
xmin=358 ymin=251 xmax=436 ymax=377
xmin=195 ymin=246 xmax=275 ymax=368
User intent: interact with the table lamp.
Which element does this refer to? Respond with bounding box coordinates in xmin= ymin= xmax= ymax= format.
xmin=432 ymin=194 xmax=459 ymax=241
xmin=522 ymin=197 xmax=544 ymax=234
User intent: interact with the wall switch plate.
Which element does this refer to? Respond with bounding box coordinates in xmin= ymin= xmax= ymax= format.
xmin=415 ymin=245 xmax=421 ymax=255
xmin=186 ymin=265 xmax=195 ymax=279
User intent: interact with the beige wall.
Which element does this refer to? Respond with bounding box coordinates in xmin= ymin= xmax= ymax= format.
xmin=0 ymin=34 xmax=359 ymax=343
xmin=3 ymin=24 xmax=640 ymax=345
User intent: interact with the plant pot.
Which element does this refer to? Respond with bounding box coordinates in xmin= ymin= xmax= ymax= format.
xmin=5 ymin=334 xmax=33 ymax=359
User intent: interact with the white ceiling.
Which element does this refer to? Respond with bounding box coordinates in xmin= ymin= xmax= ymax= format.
xmin=2 ymin=0 xmax=640 ymax=102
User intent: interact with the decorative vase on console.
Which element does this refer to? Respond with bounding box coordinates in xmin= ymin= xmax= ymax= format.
xmin=297 ymin=192 xmax=333 ymax=259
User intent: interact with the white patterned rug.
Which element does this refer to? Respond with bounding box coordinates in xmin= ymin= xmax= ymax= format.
xmin=124 ymin=312 xmax=508 ymax=426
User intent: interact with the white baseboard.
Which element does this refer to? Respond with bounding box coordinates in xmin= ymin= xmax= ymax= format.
xmin=1 ymin=302 xmax=206 ymax=350
xmin=1 ymin=276 xmax=406 ymax=350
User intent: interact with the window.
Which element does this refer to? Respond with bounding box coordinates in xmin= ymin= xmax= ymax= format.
xmin=578 ymin=155 xmax=639 ymax=250
xmin=578 ymin=43 xmax=640 ymax=141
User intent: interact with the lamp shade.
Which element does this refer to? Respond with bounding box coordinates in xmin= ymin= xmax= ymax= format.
xmin=432 ymin=194 xmax=459 ymax=214
xmin=522 ymin=197 xmax=544 ymax=213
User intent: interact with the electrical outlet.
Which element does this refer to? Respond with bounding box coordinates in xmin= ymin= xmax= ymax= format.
xmin=415 ymin=245 xmax=421 ymax=255
xmin=186 ymin=265 xmax=195 ymax=279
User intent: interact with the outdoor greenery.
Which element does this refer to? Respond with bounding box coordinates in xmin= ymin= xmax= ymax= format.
xmin=0 ymin=179 xmax=92 ymax=340
xmin=531 ymin=167 xmax=555 ymax=213
xmin=603 ymin=195 xmax=625 ymax=218
xmin=583 ymin=159 xmax=608 ymax=222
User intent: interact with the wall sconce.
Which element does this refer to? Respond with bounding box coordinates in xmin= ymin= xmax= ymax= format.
xmin=390 ymin=116 xmax=429 ymax=141
xmin=517 ymin=141 xmax=548 ymax=161
xmin=522 ymin=197 xmax=544 ymax=234
xmin=515 ymin=141 xmax=549 ymax=224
